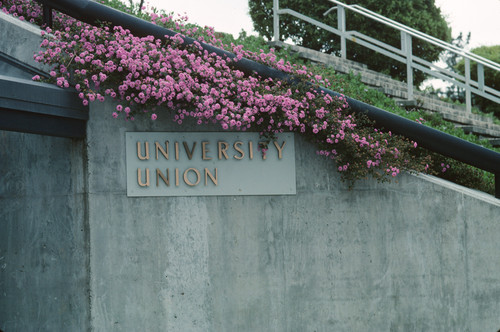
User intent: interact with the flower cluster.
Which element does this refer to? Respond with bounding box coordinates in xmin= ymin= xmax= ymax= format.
xmin=1 ymin=0 xmax=433 ymax=185
xmin=1 ymin=0 xmax=42 ymax=24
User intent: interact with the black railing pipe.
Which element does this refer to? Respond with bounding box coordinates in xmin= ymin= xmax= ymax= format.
xmin=36 ymin=0 xmax=53 ymax=27
xmin=36 ymin=0 xmax=500 ymax=198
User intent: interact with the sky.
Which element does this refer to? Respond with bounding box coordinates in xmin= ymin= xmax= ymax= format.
xmin=434 ymin=0 xmax=500 ymax=48
xmin=149 ymin=0 xmax=500 ymax=49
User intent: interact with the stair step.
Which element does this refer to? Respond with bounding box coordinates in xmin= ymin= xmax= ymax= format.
xmin=456 ymin=125 xmax=500 ymax=137
xmin=486 ymin=138 xmax=500 ymax=147
xmin=442 ymin=113 xmax=494 ymax=127
xmin=394 ymin=99 xmax=418 ymax=107
xmin=270 ymin=41 xmax=500 ymax=139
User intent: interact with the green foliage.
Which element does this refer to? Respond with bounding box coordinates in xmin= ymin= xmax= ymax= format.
xmin=97 ymin=0 xmax=143 ymax=17
xmin=456 ymin=45 xmax=500 ymax=118
xmin=296 ymin=69 xmax=498 ymax=194
xmin=249 ymin=0 xmax=331 ymax=50
xmin=417 ymin=111 xmax=496 ymax=196
xmin=427 ymin=155 xmax=495 ymax=195
xmin=443 ymin=33 xmax=471 ymax=70
xmin=248 ymin=0 xmax=451 ymax=85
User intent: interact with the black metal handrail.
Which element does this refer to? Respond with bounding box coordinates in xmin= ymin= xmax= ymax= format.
xmin=36 ymin=0 xmax=500 ymax=198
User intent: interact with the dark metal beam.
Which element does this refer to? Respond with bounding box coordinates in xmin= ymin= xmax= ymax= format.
xmin=0 ymin=107 xmax=86 ymax=138
xmin=0 ymin=75 xmax=88 ymax=138
xmin=42 ymin=1 xmax=53 ymax=28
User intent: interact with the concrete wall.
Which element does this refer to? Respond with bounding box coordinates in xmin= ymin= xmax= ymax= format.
xmin=2 ymin=12 xmax=500 ymax=331
xmin=0 ymin=131 xmax=89 ymax=331
xmin=0 ymin=12 xmax=90 ymax=330
xmin=1 ymin=98 xmax=500 ymax=332
xmin=0 ymin=11 xmax=49 ymax=74
xmin=83 ymin=101 xmax=500 ymax=331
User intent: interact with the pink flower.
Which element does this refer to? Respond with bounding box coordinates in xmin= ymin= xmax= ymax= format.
xmin=24 ymin=6 xmax=432 ymax=189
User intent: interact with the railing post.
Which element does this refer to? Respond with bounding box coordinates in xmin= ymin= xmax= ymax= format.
xmin=273 ymin=0 xmax=279 ymax=42
xmin=496 ymin=173 xmax=500 ymax=199
xmin=401 ymin=31 xmax=413 ymax=101
xmin=42 ymin=2 xmax=53 ymax=28
xmin=465 ymin=58 xmax=472 ymax=113
xmin=337 ymin=5 xmax=346 ymax=59
xmin=478 ymin=63 xmax=485 ymax=92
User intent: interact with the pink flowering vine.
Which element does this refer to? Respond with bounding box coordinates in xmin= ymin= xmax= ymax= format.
xmin=1 ymin=0 xmax=433 ymax=186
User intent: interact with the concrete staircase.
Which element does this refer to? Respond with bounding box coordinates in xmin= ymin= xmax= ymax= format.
xmin=270 ymin=41 xmax=500 ymax=147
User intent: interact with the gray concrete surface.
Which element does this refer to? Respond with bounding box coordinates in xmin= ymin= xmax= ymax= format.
xmin=83 ymin=100 xmax=500 ymax=331
xmin=0 ymin=11 xmax=48 ymax=73
xmin=1 ymin=91 xmax=500 ymax=332
xmin=0 ymin=131 xmax=89 ymax=331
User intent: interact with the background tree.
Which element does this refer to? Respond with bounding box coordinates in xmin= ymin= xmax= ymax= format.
xmin=441 ymin=32 xmax=470 ymax=103
xmin=98 ymin=0 xmax=145 ymax=15
xmin=249 ymin=0 xmax=451 ymax=86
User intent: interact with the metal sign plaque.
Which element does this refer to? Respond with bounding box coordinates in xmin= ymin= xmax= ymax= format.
xmin=126 ymin=132 xmax=296 ymax=196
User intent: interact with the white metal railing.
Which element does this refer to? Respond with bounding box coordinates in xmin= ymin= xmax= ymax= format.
xmin=272 ymin=0 xmax=500 ymax=113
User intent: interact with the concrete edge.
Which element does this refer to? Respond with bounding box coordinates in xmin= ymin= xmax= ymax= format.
xmin=411 ymin=172 xmax=500 ymax=206
xmin=0 ymin=10 xmax=42 ymax=36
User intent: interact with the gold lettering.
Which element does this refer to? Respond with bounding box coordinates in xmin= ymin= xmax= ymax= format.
xmin=205 ymin=168 xmax=218 ymax=186
xmin=273 ymin=140 xmax=286 ymax=159
xmin=174 ymin=142 xmax=179 ymax=161
xmin=175 ymin=168 xmax=179 ymax=186
xmin=183 ymin=141 xmax=197 ymax=160
xmin=248 ymin=141 xmax=253 ymax=160
xmin=218 ymin=141 xmax=229 ymax=160
xmin=137 ymin=142 xmax=149 ymax=160
xmin=155 ymin=141 xmax=169 ymax=160
xmin=184 ymin=168 xmax=201 ymax=186
xmin=202 ymin=141 xmax=211 ymax=160
xmin=137 ymin=168 xmax=150 ymax=187
xmin=156 ymin=168 xmax=169 ymax=186
xmin=233 ymin=141 xmax=245 ymax=160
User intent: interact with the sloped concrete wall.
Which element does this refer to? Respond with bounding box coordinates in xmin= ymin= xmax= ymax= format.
xmin=0 ymin=131 xmax=89 ymax=331
xmin=85 ymin=100 xmax=500 ymax=331
xmin=0 ymin=11 xmax=48 ymax=73
xmin=1 ymin=99 xmax=500 ymax=332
